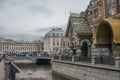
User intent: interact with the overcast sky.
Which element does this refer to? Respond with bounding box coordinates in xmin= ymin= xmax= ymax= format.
xmin=0 ymin=0 xmax=90 ymax=41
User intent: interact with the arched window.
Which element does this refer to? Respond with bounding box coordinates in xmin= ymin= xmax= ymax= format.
xmin=118 ymin=0 xmax=120 ymax=13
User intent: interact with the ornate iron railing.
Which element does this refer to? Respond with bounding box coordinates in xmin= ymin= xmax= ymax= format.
xmin=95 ymin=55 xmax=115 ymax=65
xmin=61 ymin=55 xmax=72 ymax=61
xmin=74 ymin=56 xmax=91 ymax=63
xmin=53 ymin=54 xmax=115 ymax=66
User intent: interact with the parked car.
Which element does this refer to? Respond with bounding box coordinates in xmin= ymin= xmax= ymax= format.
xmin=16 ymin=52 xmax=28 ymax=56
xmin=43 ymin=52 xmax=50 ymax=57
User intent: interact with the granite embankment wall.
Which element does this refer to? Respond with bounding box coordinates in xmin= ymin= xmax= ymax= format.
xmin=52 ymin=60 xmax=120 ymax=80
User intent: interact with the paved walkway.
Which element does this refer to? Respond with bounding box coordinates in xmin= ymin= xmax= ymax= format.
xmin=0 ymin=59 xmax=5 ymax=80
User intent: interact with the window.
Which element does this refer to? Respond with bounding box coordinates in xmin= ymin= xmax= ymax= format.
xmin=57 ymin=43 xmax=59 ymax=45
xmin=93 ymin=0 xmax=98 ymax=2
xmin=108 ymin=0 xmax=112 ymax=16
xmin=53 ymin=42 xmax=55 ymax=45
xmin=57 ymin=33 xmax=59 ymax=36
xmin=53 ymin=33 xmax=55 ymax=36
xmin=118 ymin=0 xmax=120 ymax=13
xmin=68 ymin=43 xmax=69 ymax=46
xmin=63 ymin=43 xmax=65 ymax=46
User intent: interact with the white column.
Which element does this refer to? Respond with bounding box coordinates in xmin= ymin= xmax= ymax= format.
xmin=115 ymin=56 xmax=120 ymax=68
xmin=72 ymin=56 xmax=75 ymax=62
xmin=59 ymin=55 xmax=61 ymax=61
xmin=92 ymin=56 xmax=96 ymax=65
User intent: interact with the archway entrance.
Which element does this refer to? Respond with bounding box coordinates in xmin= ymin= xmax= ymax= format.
xmin=96 ymin=21 xmax=113 ymax=54
xmin=94 ymin=19 xmax=120 ymax=65
xmin=81 ymin=41 xmax=88 ymax=57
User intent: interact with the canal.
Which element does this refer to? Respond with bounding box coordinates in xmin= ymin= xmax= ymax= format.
xmin=16 ymin=63 xmax=70 ymax=80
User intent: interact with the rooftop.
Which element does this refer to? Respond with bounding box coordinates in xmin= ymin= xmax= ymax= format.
xmin=47 ymin=28 xmax=64 ymax=34
xmin=66 ymin=13 xmax=92 ymax=36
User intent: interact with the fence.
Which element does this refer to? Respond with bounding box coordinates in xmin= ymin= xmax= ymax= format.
xmin=53 ymin=54 xmax=120 ymax=68
xmin=74 ymin=56 xmax=91 ymax=63
xmin=53 ymin=55 xmax=59 ymax=60
xmin=53 ymin=55 xmax=91 ymax=63
xmin=95 ymin=55 xmax=115 ymax=65
xmin=61 ymin=55 xmax=72 ymax=61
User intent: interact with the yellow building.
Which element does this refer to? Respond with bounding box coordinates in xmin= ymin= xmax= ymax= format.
xmin=0 ymin=37 xmax=42 ymax=54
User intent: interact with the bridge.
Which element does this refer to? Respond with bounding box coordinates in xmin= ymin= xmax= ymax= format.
xmin=0 ymin=57 xmax=21 ymax=80
xmin=1 ymin=56 xmax=49 ymax=80
xmin=11 ymin=56 xmax=51 ymax=64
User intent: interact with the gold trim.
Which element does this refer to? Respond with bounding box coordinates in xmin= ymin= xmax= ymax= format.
xmin=94 ymin=19 xmax=120 ymax=44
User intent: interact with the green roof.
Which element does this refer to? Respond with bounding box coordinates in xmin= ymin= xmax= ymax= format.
xmin=70 ymin=17 xmax=92 ymax=34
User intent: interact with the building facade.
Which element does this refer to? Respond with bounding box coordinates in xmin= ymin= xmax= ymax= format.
xmin=44 ymin=28 xmax=64 ymax=54
xmin=60 ymin=0 xmax=120 ymax=56
xmin=61 ymin=13 xmax=92 ymax=56
xmin=52 ymin=1 xmax=120 ymax=80
xmin=60 ymin=36 xmax=70 ymax=55
xmin=0 ymin=37 xmax=42 ymax=54
xmin=85 ymin=0 xmax=120 ymax=42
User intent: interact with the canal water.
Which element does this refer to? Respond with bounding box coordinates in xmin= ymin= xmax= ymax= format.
xmin=16 ymin=63 xmax=70 ymax=80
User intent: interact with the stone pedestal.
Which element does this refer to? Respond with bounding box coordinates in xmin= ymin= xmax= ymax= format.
xmin=52 ymin=56 xmax=54 ymax=61
xmin=59 ymin=55 xmax=61 ymax=61
xmin=92 ymin=56 xmax=95 ymax=65
xmin=115 ymin=56 xmax=120 ymax=68
xmin=72 ymin=56 xmax=75 ymax=62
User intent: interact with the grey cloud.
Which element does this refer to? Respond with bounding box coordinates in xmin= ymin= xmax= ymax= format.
xmin=34 ymin=27 xmax=54 ymax=35
xmin=0 ymin=0 xmax=47 ymax=5
xmin=29 ymin=5 xmax=52 ymax=16
xmin=0 ymin=25 xmax=6 ymax=32
xmin=0 ymin=0 xmax=52 ymax=16
xmin=10 ymin=33 xmax=40 ymax=41
xmin=34 ymin=24 xmax=66 ymax=35
xmin=0 ymin=0 xmax=90 ymax=41
xmin=0 ymin=33 xmax=40 ymax=41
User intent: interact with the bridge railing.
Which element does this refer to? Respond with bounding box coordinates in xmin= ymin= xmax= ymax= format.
xmin=5 ymin=56 xmax=21 ymax=80
xmin=9 ymin=62 xmax=21 ymax=80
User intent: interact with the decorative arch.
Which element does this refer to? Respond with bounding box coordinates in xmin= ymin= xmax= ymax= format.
xmin=71 ymin=35 xmax=78 ymax=46
xmin=80 ymin=39 xmax=91 ymax=46
xmin=81 ymin=41 xmax=88 ymax=57
xmin=95 ymin=19 xmax=120 ymax=44
xmin=95 ymin=19 xmax=120 ymax=55
xmin=96 ymin=21 xmax=113 ymax=45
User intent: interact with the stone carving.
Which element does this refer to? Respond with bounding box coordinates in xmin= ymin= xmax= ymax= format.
xmin=69 ymin=49 xmax=74 ymax=54
xmin=76 ymin=48 xmax=82 ymax=54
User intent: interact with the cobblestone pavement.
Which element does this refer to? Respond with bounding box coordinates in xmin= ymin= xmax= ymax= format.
xmin=0 ymin=59 xmax=5 ymax=80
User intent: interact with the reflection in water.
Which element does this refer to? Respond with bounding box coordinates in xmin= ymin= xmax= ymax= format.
xmin=16 ymin=63 xmax=70 ymax=80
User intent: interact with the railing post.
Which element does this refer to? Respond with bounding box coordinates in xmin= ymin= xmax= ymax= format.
xmin=59 ymin=55 xmax=61 ymax=61
xmin=52 ymin=56 xmax=54 ymax=60
xmin=115 ymin=56 xmax=120 ymax=68
xmin=92 ymin=56 xmax=95 ymax=65
xmin=72 ymin=56 xmax=75 ymax=62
